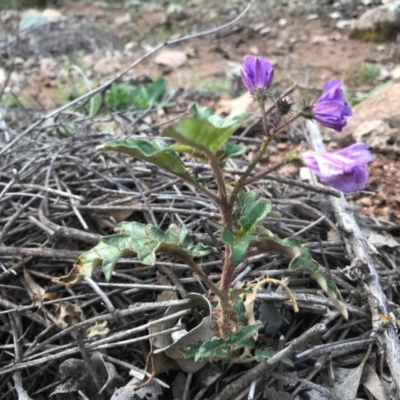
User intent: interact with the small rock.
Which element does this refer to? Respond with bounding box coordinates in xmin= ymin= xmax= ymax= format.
xmin=278 ymin=18 xmax=287 ymax=26
xmin=358 ymin=196 xmax=373 ymax=206
xmin=352 ymin=120 xmax=397 ymax=148
xmin=377 ymin=44 xmax=386 ymax=51
xmin=0 ymin=68 xmax=6 ymax=87
xmin=391 ymin=65 xmax=400 ymax=80
xmin=42 ymin=8 xmax=62 ymax=19
xmin=94 ymin=56 xmax=121 ymax=75
xmin=260 ymin=27 xmax=271 ymax=35
xmin=249 ymin=45 xmax=259 ymax=54
xmin=114 ymin=12 xmax=131 ymax=26
xmin=253 ymin=22 xmax=266 ymax=31
xmin=154 ymin=49 xmax=187 ymax=69
xmin=40 ymin=57 xmax=57 ymax=79
xmin=14 ymin=57 xmax=24 ymax=65
xmin=307 ymin=14 xmax=319 ymax=20
xmin=348 ymin=2 xmax=400 ymax=41
xmin=329 ymin=11 xmax=342 ymax=19
xmin=311 ymin=35 xmax=329 ymax=44
xmin=336 ymin=20 xmax=352 ymax=29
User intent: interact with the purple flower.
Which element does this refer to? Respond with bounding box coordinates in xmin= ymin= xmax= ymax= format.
xmin=241 ymin=55 xmax=274 ymax=94
xmin=312 ymin=80 xmax=352 ymax=132
xmin=301 ymin=143 xmax=373 ymax=193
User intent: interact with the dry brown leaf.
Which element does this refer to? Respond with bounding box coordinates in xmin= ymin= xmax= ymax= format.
xmin=57 ymin=301 xmax=85 ymax=328
xmin=85 ymin=321 xmax=110 ymax=338
xmin=241 ymin=277 xmax=298 ymax=326
xmin=23 ymin=268 xmax=59 ymax=302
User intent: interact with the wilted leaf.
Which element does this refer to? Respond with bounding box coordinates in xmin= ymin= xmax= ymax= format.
xmin=23 ymin=269 xmax=59 ymax=302
xmin=98 ymin=138 xmax=190 ymax=178
xmin=57 ymin=302 xmax=85 ymax=328
xmin=85 ymin=321 xmax=110 ymax=338
xmin=153 ymin=293 xmax=215 ymax=373
xmin=54 ymin=223 xmax=212 ymax=286
xmin=361 ymin=363 xmax=386 ymax=400
xmin=228 ymin=325 xmax=260 ymax=350
xmin=332 ymin=366 xmax=364 ymax=399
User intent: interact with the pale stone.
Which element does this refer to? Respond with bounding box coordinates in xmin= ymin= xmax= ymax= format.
xmin=391 ymin=65 xmax=400 ymax=80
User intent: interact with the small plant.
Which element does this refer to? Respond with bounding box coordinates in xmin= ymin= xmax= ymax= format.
xmin=190 ymin=76 xmax=232 ymax=93
xmin=56 ymin=55 xmax=372 ymax=365
xmin=350 ymin=63 xmax=380 ymax=86
xmin=105 ymin=78 xmax=166 ymax=110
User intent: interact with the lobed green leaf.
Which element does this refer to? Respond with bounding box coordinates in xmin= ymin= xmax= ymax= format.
xmin=54 ymin=222 xmax=212 ymax=287
xmin=232 ymin=191 xmax=272 ymax=235
xmin=228 ymin=325 xmax=261 ymax=351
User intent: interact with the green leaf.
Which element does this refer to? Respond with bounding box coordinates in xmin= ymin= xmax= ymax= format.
xmin=163 ymin=105 xmax=249 ymax=155
xmin=189 ymin=104 xmax=250 ymax=129
xmin=279 ymin=237 xmax=319 ymax=273
xmin=255 ymin=347 xmax=294 ymax=367
xmin=232 ymin=191 xmax=272 ymax=235
xmin=54 ymin=222 xmax=212 ymax=287
xmin=105 ymin=79 xmax=166 ymax=110
xmin=232 ymin=295 xmax=247 ymax=325
xmin=194 ymin=338 xmax=229 ymax=361
xmin=180 ymin=342 xmax=203 ymax=359
xmin=228 ymin=325 xmax=260 ymax=350
xmin=163 ymin=119 xmax=240 ymax=155
xmin=221 ymin=229 xmax=258 ymax=263
xmin=19 ymin=14 xmax=49 ymax=30
xmin=98 ymin=138 xmax=191 ymax=178
xmin=256 ymin=237 xmax=348 ymax=319
xmin=144 ymin=78 xmax=166 ymax=108
xmin=219 ymin=142 xmax=246 ymax=166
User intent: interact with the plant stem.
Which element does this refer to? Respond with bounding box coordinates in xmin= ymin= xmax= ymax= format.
xmin=180 ymin=255 xmax=224 ymax=298
xmin=206 ymin=152 xmax=231 ymax=230
xmin=241 ymin=160 xmax=286 ymax=186
xmin=186 ymin=175 xmax=221 ymax=205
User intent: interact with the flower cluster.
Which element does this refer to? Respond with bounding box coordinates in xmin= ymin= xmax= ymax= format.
xmin=241 ymin=55 xmax=372 ymax=193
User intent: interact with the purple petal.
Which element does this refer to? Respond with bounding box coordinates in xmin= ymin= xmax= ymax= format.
xmin=301 ymin=143 xmax=373 ymax=193
xmin=313 ymin=81 xmax=352 ymax=132
xmin=335 ymin=143 xmax=373 ymax=164
xmin=320 ymin=167 xmax=369 ymax=193
xmin=241 ymin=55 xmax=274 ymax=94
xmin=254 ymin=57 xmax=267 ymax=87
xmin=241 ymin=69 xmax=255 ymax=93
